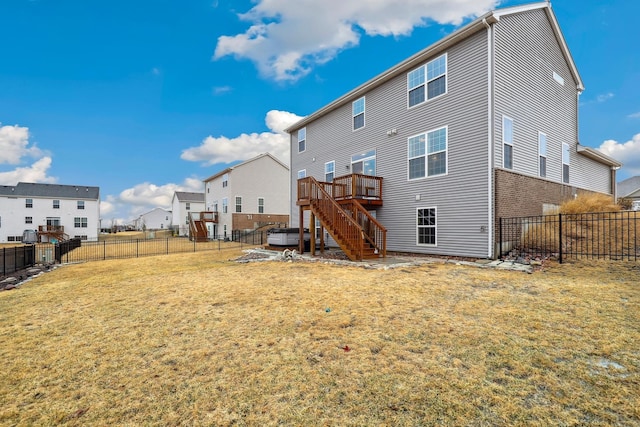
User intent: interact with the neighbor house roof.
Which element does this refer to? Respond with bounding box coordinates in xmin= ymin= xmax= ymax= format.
xmin=203 ymin=153 xmax=289 ymax=183
xmin=0 ymin=182 xmax=100 ymax=200
xmin=174 ymin=192 xmax=205 ymax=203
xmin=285 ymin=2 xmax=581 ymax=133
xmin=617 ymin=176 xmax=640 ymax=198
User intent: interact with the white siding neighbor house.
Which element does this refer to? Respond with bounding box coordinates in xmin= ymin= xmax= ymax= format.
xmin=203 ymin=153 xmax=290 ymax=240
xmin=0 ymin=182 xmax=100 ymax=243
xmin=171 ymin=192 xmax=205 ymax=236
xmin=618 ymin=176 xmax=640 ymax=211
xmin=134 ymin=207 xmax=172 ymax=231
xmin=286 ymin=2 xmax=621 ymax=260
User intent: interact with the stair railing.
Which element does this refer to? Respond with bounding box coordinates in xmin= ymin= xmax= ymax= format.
xmin=304 ymin=176 xmax=365 ymax=261
xmin=347 ymin=200 xmax=387 ymax=257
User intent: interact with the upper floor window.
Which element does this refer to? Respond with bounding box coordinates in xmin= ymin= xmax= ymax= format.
xmin=297 ymin=170 xmax=306 ymax=179
xmin=53 ymin=199 xmax=60 ymax=209
xmin=408 ymin=127 xmax=447 ymax=180
xmin=258 ymin=197 xmax=265 ymax=214
xmin=325 ymin=161 xmax=335 ymax=182
xmin=222 ymin=198 xmax=228 ymax=214
xmin=562 ymin=142 xmax=570 ymax=184
xmin=538 ymin=132 xmax=547 ymax=178
xmin=351 ymin=149 xmax=376 ymax=176
xmin=408 ymin=53 xmax=447 ymax=108
xmin=25 ymin=216 xmax=33 ymax=224
xmin=352 ymin=97 xmax=365 ymax=130
xmin=26 ymin=198 xmax=33 ymax=208
xmin=74 ymin=217 xmax=88 ymax=228
xmin=186 ymin=202 xmax=191 ymax=211
xmin=222 ymin=173 xmax=229 ymax=188
xmin=235 ymin=196 xmax=242 ymax=213
xmin=298 ymin=128 xmax=306 ymax=153
xmin=503 ymin=116 xmax=514 ymax=169
xmin=77 ymin=200 xmax=85 ymax=210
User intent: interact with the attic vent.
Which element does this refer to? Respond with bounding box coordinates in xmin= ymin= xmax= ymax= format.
xmin=553 ymin=71 xmax=564 ymax=86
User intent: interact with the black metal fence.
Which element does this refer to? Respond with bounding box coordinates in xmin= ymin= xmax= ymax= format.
xmin=231 ymin=229 xmax=267 ymax=245
xmin=499 ymin=211 xmax=640 ymax=263
xmin=54 ymin=237 xmax=250 ymax=264
xmin=1 ymin=245 xmax=37 ymax=276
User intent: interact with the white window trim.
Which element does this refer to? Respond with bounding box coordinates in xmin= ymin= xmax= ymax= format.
xmin=297 ymin=169 xmax=306 ymax=179
xmin=222 ymin=197 xmax=228 ymax=214
xmin=502 ymin=115 xmax=514 ymax=169
xmin=257 ymin=197 xmax=265 ymax=214
xmin=407 ymin=53 xmax=448 ymax=109
xmin=562 ymin=142 xmax=570 ymax=184
xmin=351 ymin=149 xmax=377 ymax=176
xmin=235 ymin=196 xmax=242 ymax=213
xmin=416 ymin=207 xmax=437 ymax=247
xmin=325 ymin=160 xmax=335 ymax=182
xmin=298 ymin=127 xmax=307 ymax=153
xmin=407 ymin=126 xmax=448 ymax=181
xmin=352 ymin=97 xmax=365 ymax=131
xmin=538 ymin=132 xmax=547 ymax=178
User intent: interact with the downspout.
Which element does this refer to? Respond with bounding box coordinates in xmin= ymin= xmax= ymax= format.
xmin=483 ymin=18 xmax=494 ymax=258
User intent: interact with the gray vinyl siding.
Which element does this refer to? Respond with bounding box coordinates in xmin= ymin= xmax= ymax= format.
xmin=290 ymin=30 xmax=491 ymax=258
xmin=493 ymin=8 xmax=613 ymax=195
xmin=494 ymin=9 xmax=578 ymax=185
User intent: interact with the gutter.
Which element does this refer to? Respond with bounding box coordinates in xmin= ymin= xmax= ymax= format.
xmin=483 ymin=17 xmax=494 ymax=259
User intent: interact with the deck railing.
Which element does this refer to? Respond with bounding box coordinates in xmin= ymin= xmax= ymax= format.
xmin=346 ymin=200 xmax=387 ymax=257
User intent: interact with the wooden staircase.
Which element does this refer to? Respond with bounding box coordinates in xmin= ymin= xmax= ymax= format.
xmin=300 ymin=176 xmax=386 ymax=261
xmin=188 ymin=212 xmax=218 ymax=242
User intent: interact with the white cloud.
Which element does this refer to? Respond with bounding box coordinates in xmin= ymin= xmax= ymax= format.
xmin=0 ymin=157 xmax=57 ymax=185
xmin=596 ymin=92 xmax=614 ymax=103
xmin=104 ymin=177 xmax=204 ymax=224
xmin=598 ymin=133 xmax=640 ymax=175
xmin=181 ymin=110 xmax=303 ymax=166
xmin=0 ymin=123 xmax=45 ymax=164
xmin=214 ymin=0 xmax=498 ymax=81
xmin=628 ymin=112 xmax=640 ymax=119
xmin=213 ymin=85 xmax=233 ymax=95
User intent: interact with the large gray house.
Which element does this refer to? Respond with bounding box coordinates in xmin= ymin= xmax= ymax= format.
xmin=286 ymin=2 xmax=621 ymax=260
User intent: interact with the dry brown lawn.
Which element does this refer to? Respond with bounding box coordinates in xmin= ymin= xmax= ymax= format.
xmin=0 ymin=251 xmax=638 ymax=426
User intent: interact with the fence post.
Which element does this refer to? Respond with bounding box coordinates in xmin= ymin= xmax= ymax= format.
xmin=499 ymin=217 xmax=503 ymax=259
xmin=103 ymin=241 xmax=107 ymax=261
xmin=558 ymin=213 xmax=563 ymax=264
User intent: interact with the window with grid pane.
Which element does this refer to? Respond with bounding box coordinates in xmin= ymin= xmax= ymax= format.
xmin=417 ymin=208 xmax=436 ymax=246
xmin=408 ymin=54 xmax=446 ymax=108
xmin=408 ymin=127 xmax=447 ymax=179
xmin=352 ymin=97 xmax=365 ymax=130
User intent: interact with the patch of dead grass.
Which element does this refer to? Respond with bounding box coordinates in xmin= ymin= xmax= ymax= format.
xmin=0 ymin=252 xmax=638 ymax=425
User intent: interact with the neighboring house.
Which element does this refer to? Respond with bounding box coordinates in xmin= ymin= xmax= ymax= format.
xmin=0 ymin=182 xmax=100 ymax=243
xmin=203 ymin=153 xmax=290 ymax=240
xmin=617 ymin=176 xmax=640 ymax=211
xmin=286 ymin=2 xmax=621 ymax=260
xmin=171 ymin=192 xmax=205 ymax=236
xmin=134 ymin=207 xmax=172 ymax=231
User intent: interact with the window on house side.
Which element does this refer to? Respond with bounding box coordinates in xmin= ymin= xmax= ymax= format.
xmin=408 ymin=54 xmax=447 ymax=108
xmin=562 ymin=142 xmax=570 ymax=184
xmin=222 ymin=173 xmax=228 ymax=188
xmin=74 ymin=217 xmax=88 ymax=228
xmin=222 ymin=198 xmax=228 ymax=214
xmin=26 ymin=199 xmax=33 ymax=208
xmin=25 ymin=216 xmax=32 ymax=224
xmin=408 ymin=127 xmax=447 ymax=179
xmin=235 ymin=196 xmax=242 ymax=213
xmin=53 ymin=200 xmax=60 ymax=209
xmin=298 ymin=128 xmax=306 ymax=153
xmin=77 ymin=200 xmax=85 ymax=210
xmin=325 ymin=161 xmax=335 ymax=182
xmin=186 ymin=202 xmax=190 ymax=210
xmin=538 ymin=132 xmax=547 ymax=178
xmin=351 ymin=149 xmax=376 ymax=176
xmin=353 ymin=97 xmax=365 ymax=130
xmin=417 ymin=208 xmax=437 ymax=246
xmin=297 ymin=170 xmax=306 ymax=179
xmin=258 ymin=197 xmax=264 ymax=214
xmin=503 ymin=116 xmax=513 ymax=169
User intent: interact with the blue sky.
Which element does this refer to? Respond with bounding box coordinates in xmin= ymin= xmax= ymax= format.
xmin=1 ymin=0 xmax=638 ymax=224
